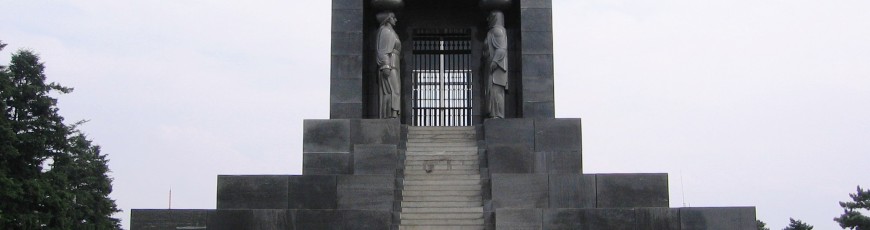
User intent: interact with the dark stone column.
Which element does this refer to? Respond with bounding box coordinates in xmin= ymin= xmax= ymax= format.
xmin=519 ymin=0 xmax=555 ymax=118
xmin=331 ymin=0 xmax=364 ymax=118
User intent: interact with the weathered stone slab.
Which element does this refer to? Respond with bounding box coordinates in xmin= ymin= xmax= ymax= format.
xmin=208 ymin=209 xmax=295 ymax=230
xmin=521 ymin=54 xmax=554 ymax=79
xmin=488 ymin=144 xmax=534 ymax=174
xmin=545 ymin=151 xmax=582 ymax=174
xmin=302 ymin=152 xmax=352 ymax=175
xmin=636 ymin=208 xmax=681 ymax=230
xmin=520 ymin=8 xmax=553 ymax=32
xmin=330 ymin=78 xmax=362 ymax=103
xmin=296 ymin=210 xmax=392 ymax=229
xmin=350 ymin=119 xmax=400 ymax=145
xmin=596 ymin=173 xmax=669 ymax=208
xmin=330 ymin=102 xmax=362 ymax=119
xmin=548 ymin=174 xmax=596 ymax=208
xmin=681 ymin=207 xmax=757 ymax=230
xmin=216 ymin=175 xmax=288 ymax=209
xmin=523 ymin=101 xmax=555 ymax=119
xmin=332 ymin=0 xmax=363 ymax=10
xmin=520 ymin=0 xmax=552 ymax=9
xmin=496 ymin=209 xmax=543 ymax=230
xmin=331 ymin=31 xmax=363 ymax=55
xmin=130 ymin=209 xmax=210 ymax=230
xmin=484 ymin=118 xmax=535 ymax=150
xmin=331 ymin=55 xmax=362 ymax=79
xmin=353 ymin=144 xmax=398 ymax=175
xmin=543 ymin=208 xmax=636 ymax=230
xmin=522 ymin=76 xmax=555 ymax=102
xmin=491 ymin=174 xmax=548 ymax=208
xmin=534 ymin=118 xmax=581 ymax=152
xmin=521 ymin=31 xmax=554 ymax=55
xmin=303 ymin=119 xmax=351 ymax=153
xmin=288 ymin=175 xmax=337 ymax=209
xmin=331 ymin=10 xmax=363 ymax=32
xmin=337 ymin=175 xmax=395 ymax=211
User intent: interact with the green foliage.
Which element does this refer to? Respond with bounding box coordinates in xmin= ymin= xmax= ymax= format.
xmin=757 ymin=219 xmax=770 ymax=230
xmin=0 ymin=43 xmax=120 ymax=229
xmin=783 ymin=218 xmax=813 ymax=230
xmin=835 ymin=186 xmax=870 ymax=230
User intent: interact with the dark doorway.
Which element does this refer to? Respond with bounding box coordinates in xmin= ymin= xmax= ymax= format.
xmin=410 ymin=28 xmax=474 ymax=126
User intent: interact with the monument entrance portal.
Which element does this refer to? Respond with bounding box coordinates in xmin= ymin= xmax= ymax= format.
xmin=410 ymin=28 xmax=474 ymax=126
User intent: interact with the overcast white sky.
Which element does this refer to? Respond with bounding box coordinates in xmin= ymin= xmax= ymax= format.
xmin=2 ymin=0 xmax=869 ymax=229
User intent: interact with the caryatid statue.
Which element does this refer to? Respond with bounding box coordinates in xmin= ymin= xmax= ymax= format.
xmin=484 ymin=10 xmax=508 ymax=119
xmin=376 ymin=11 xmax=402 ymax=119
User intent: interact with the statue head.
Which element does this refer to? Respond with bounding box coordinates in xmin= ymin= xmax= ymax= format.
xmin=488 ymin=10 xmax=504 ymax=28
xmin=377 ymin=11 xmax=397 ymax=27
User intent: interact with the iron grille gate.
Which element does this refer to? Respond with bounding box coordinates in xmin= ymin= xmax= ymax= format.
xmin=411 ymin=28 xmax=473 ymax=126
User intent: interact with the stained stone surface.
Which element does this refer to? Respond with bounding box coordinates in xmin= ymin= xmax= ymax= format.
xmin=548 ymin=174 xmax=596 ymax=208
xmin=208 ymin=209 xmax=293 ymax=230
xmin=543 ymin=208 xmax=636 ymax=230
xmin=488 ymin=144 xmax=534 ymax=173
xmin=545 ymin=151 xmax=582 ymax=173
xmin=350 ymin=119 xmax=400 ymax=145
xmin=534 ymin=118 xmax=581 ymax=152
xmin=302 ymin=152 xmax=353 ymax=175
xmin=303 ymin=119 xmax=351 ymax=153
xmin=680 ymin=207 xmax=757 ymax=230
xmin=130 ymin=209 xmax=210 ymax=230
xmin=353 ymin=144 xmax=398 ymax=175
xmin=216 ymin=175 xmax=288 ymax=209
xmin=288 ymin=175 xmax=337 ymax=209
xmin=337 ymin=175 xmax=395 ymax=211
xmin=485 ymin=118 xmax=535 ymax=149
xmin=495 ymin=209 xmax=543 ymax=230
xmin=596 ymin=173 xmax=669 ymax=208
xmin=491 ymin=174 xmax=548 ymax=208
xmin=636 ymin=208 xmax=681 ymax=230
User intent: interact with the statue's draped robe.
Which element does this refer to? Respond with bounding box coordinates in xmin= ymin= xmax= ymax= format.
xmin=377 ymin=24 xmax=402 ymax=118
xmin=484 ymin=15 xmax=508 ymax=119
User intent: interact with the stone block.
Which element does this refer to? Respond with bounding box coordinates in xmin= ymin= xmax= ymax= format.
xmin=337 ymin=175 xmax=395 ymax=211
xmin=534 ymin=118 xmax=581 ymax=152
xmin=522 ymin=31 xmax=554 ymax=55
xmin=130 ymin=209 xmax=210 ymax=230
xmin=331 ymin=31 xmax=363 ymax=55
xmin=522 ymin=77 xmax=555 ymax=102
xmin=543 ymin=208 xmax=636 ymax=230
xmin=296 ymin=210 xmax=392 ymax=229
xmin=488 ymin=144 xmax=534 ymax=174
xmin=521 ymin=54 xmax=554 ymax=77
xmin=303 ymin=152 xmax=352 ymax=175
xmin=681 ymin=207 xmax=757 ymax=230
xmin=330 ymin=78 xmax=363 ymax=103
xmin=520 ymin=0 xmax=552 ymax=9
xmin=546 ymin=151 xmax=582 ymax=173
xmin=491 ymin=174 xmax=548 ymax=208
xmin=303 ymin=119 xmax=351 ymax=153
xmin=208 ymin=209 xmax=295 ymax=230
xmin=331 ymin=9 xmax=363 ymax=32
xmin=495 ymin=209 xmax=543 ymax=230
xmin=351 ymin=119 xmax=401 ymax=145
xmin=330 ymin=102 xmax=363 ymax=119
xmin=332 ymin=0 xmax=363 ymax=9
xmin=636 ymin=208 xmax=681 ymax=230
xmin=331 ymin=55 xmax=362 ymax=79
xmin=216 ymin=175 xmax=288 ymax=209
xmin=523 ymin=101 xmax=555 ymax=119
xmin=520 ymin=8 xmax=553 ymax=32
xmin=353 ymin=144 xmax=398 ymax=175
xmin=596 ymin=173 xmax=668 ymax=208
xmin=484 ymin=118 xmax=535 ymax=149
xmin=288 ymin=175 xmax=337 ymax=209
xmin=548 ymin=174 xmax=596 ymax=208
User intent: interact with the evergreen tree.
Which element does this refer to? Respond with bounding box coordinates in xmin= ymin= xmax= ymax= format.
xmin=835 ymin=186 xmax=870 ymax=230
xmin=757 ymin=219 xmax=770 ymax=230
xmin=783 ymin=218 xmax=813 ymax=230
xmin=0 ymin=44 xmax=120 ymax=229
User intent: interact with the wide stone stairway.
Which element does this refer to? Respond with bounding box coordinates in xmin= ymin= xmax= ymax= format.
xmin=399 ymin=126 xmax=485 ymax=230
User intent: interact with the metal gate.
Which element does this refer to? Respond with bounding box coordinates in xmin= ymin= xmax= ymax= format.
xmin=411 ymin=28 xmax=473 ymax=126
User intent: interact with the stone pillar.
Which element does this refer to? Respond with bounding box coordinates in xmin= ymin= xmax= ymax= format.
xmin=331 ymin=0 xmax=365 ymax=119
xmin=519 ymin=0 xmax=555 ymax=118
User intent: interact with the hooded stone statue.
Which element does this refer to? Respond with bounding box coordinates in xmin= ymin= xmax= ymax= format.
xmin=484 ymin=10 xmax=508 ymax=119
xmin=376 ymin=11 xmax=402 ymax=119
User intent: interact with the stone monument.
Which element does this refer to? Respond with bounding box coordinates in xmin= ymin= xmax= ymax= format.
xmin=131 ymin=0 xmax=757 ymax=229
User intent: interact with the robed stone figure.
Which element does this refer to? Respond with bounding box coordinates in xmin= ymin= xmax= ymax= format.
xmin=376 ymin=12 xmax=402 ymax=119
xmin=484 ymin=11 xmax=508 ymax=119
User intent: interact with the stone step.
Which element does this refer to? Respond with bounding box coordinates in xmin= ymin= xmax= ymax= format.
xmin=406 ymin=151 xmax=477 ymax=156
xmin=405 ymin=174 xmax=480 ymax=180
xmin=406 ymin=142 xmax=478 ymax=147
xmin=407 ymin=134 xmax=477 ymax=139
xmin=406 ymin=155 xmax=478 ymax=161
xmin=404 ymin=185 xmax=480 ymax=191
xmin=406 ymin=138 xmax=476 ymax=143
xmin=407 ymin=131 xmax=477 ymax=136
xmin=403 ymin=190 xmax=481 ymax=197
xmin=402 ymin=195 xmax=482 ymax=202
xmin=408 ymin=126 xmax=475 ymax=130
xmin=402 ymin=201 xmax=482 ymax=208
xmin=401 ymin=219 xmax=485 ymax=226
xmin=405 ymin=160 xmax=478 ymax=166
xmin=406 ymin=147 xmax=478 ymax=152
xmin=406 ymin=164 xmax=478 ymax=171
xmin=400 ymin=212 xmax=483 ymax=220
xmin=404 ymin=169 xmax=479 ymax=175
xmin=404 ymin=179 xmax=480 ymax=186
xmin=398 ymin=225 xmax=486 ymax=230
xmin=401 ymin=207 xmax=484 ymax=213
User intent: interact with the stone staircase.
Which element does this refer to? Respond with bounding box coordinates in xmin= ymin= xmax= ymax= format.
xmin=399 ymin=126 xmax=485 ymax=230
